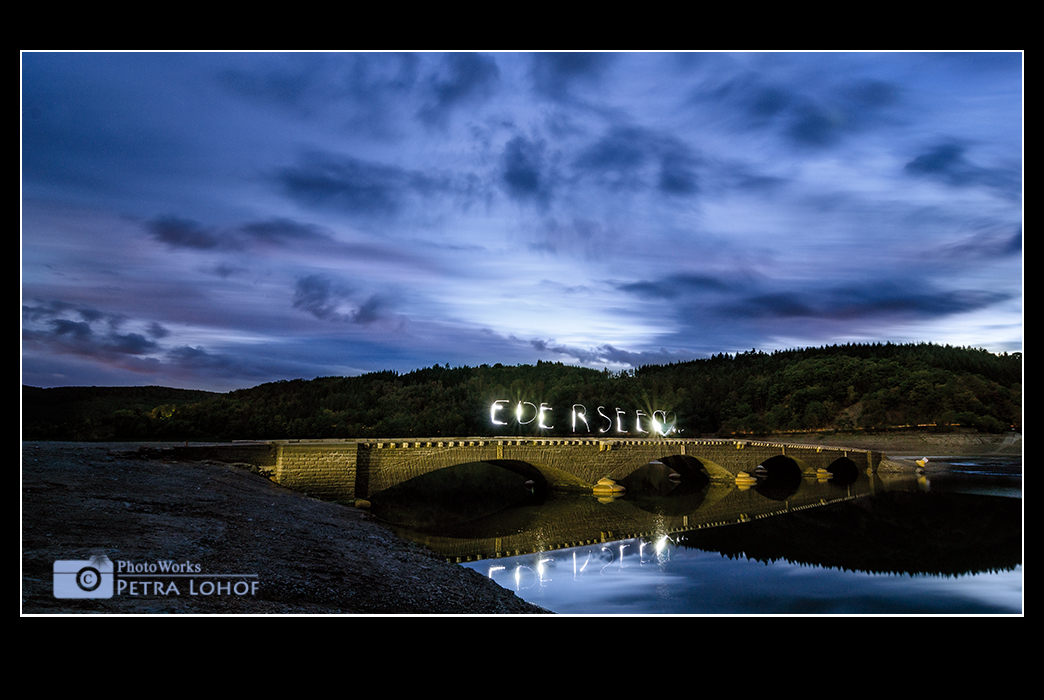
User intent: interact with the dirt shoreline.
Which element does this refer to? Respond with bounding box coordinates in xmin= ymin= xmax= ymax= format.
xmin=21 ymin=431 xmax=1019 ymax=615
xmin=21 ymin=441 xmax=549 ymax=615
xmin=761 ymin=429 xmax=1022 ymax=463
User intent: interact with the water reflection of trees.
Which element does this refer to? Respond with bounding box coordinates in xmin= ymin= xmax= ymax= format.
xmin=676 ymin=490 xmax=1022 ymax=577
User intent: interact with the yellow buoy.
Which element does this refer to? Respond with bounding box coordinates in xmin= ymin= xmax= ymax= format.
xmin=734 ymin=471 xmax=757 ymax=486
xmin=592 ymin=477 xmax=625 ymax=496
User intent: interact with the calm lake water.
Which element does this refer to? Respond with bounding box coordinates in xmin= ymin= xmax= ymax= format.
xmin=377 ymin=455 xmax=1022 ymax=615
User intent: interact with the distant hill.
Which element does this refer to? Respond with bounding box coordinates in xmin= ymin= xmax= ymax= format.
xmin=21 ymin=343 xmax=1022 ymax=442
xmin=21 ymin=386 xmax=218 ymax=441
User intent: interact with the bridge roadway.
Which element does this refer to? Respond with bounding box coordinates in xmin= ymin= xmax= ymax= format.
xmin=181 ymin=436 xmax=882 ymax=503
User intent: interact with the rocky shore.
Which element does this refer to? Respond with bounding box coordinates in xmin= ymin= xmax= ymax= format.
xmin=763 ymin=429 xmax=1022 ymax=472
xmin=21 ymin=442 xmax=549 ymax=615
xmin=766 ymin=428 xmax=1022 ymax=457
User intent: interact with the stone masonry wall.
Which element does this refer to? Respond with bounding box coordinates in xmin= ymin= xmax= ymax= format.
xmin=273 ymin=442 xmax=359 ymax=501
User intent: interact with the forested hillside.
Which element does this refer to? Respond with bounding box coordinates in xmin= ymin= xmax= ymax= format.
xmin=22 ymin=343 xmax=1022 ymax=441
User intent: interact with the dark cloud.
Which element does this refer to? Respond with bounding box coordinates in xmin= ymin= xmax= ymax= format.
xmin=841 ymin=78 xmax=901 ymax=109
xmin=292 ymin=275 xmax=352 ymax=321
xmin=417 ymin=53 xmax=500 ymax=128
xmin=106 ymin=332 xmax=159 ymax=355
xmin=1004 ymin=228 xmax=1023 ymax=255
xmin=147 ymin=322 xmax=171 ymax=339
xmin=725 ymin=291 xmax=815 ymax=318
xmin=723 ymin=284 xmax=1011 ymax=322
xmin=573 ymin=126 xmax=650 ymax=189
xmin=142 ymin=209 xmax=437 ymax=278
xmin=352 ymin=295 xmax=386 ymax=325
xmin=212 ymin=263 xmax=245 ymax=278
xmin=658 ymin=150 xmax=700 ymax=195
xmin=23 ymin=303 xmax=161 ymax=363
xmin=291 ymin=274 xmax=388 ymax=325
xmin=23 ymin=300 xmax=75 ymax=323
xmin=614 ymin=267 xmax=1014 ymax=347
xmin=905 ymin=143 xmax=972 ymax=180
xmin=501 ymin=135 xmax=550 ymax=205
xmin=166 ymin=345 xmax=260 ymax=381
xmin=785 ymin=100 xmax=848 ymax=148
xmin=50 ymin=318 xmax=93 ymax=340
xmin=149 ymin=215 xmax=340 ymax=252
xmin=746 ymin=85 xmax=792 ymax=123
xmin=904 ymin=142 xmax=1020 ymax=196
xmin=76 ymin=307 xmax=105 ymax=323
xmin=148 ymin=215 xmax=226 ymax=250
xmin=279 ymin=155 xmax=407 ymax=217
xmin=277 ymin=152 xmax=454 ymax=219
xmin=530 ymin=53 xmax=614 ymax=101
xmin=700 ymin=68 xmax=903 ymax=149
xmin=238 ymin=218 xmax=330 ymax=246
xmin=572 ymin=126 xmax=700 ymax=195
xmin=618 ymin=273 xmax=731 ymax=299
xmin=788 ymin=79 xmax=902 ymax=148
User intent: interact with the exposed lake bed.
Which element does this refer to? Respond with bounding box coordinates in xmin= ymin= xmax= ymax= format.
xmin=21 ymin=441 xmax=547 ymax=614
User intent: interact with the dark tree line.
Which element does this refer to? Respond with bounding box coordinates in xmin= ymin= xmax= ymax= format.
xmin=22 ymin=343 xmax=1022 ymax=442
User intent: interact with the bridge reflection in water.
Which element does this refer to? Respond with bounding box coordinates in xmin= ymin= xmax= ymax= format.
xmin=173 ymin=438 xmax=888 ymax=565
xmin=374 ymin=461 xmax=886 ymax=564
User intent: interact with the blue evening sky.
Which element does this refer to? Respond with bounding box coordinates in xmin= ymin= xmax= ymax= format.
xmin=21 ymin=51 xmax=1023 ymax=392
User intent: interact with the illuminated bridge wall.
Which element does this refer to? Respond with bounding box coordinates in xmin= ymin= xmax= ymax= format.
xmin=186 ymin=437 xmax=882 ymax=502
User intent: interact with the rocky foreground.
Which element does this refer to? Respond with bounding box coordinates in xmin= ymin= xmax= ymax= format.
xmin=21 ymin=442 xmax=549 ymax=615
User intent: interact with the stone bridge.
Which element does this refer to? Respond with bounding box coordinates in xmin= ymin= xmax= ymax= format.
xmin=179 ymin=436 xmax=882 ymax=503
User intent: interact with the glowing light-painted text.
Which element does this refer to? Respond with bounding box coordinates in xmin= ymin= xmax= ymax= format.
xmin=491 ymin=400 xmax=677 ymax=435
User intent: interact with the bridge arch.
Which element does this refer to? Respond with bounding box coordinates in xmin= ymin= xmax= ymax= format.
xmin=617 ymin=455 xmax=713 ymax=494
xmin=611 ymin=452 xmax=733 ymax=486
xmin=492 ymin=459 xmax=593 ymax=493
xmin=659 ymin=454 xmax=724 ymax=485
xmin=366 ymin=460 xmax=538 ymax=528
xmin=757 ymin=454 xmax=806 ymax=479
xmin=753 ymin=454 xmax=805 ymax=500
xmin=824 ymin=456 xmax=860 ymax=485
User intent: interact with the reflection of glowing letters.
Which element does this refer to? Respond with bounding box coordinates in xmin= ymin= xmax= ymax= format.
xmin=572 ymin=404 xmax=589 ymax=432
xmin=538 ymin=403 xmax=553 ymax=430
xmin=490 ymin=400 xmax=509 ymax=426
